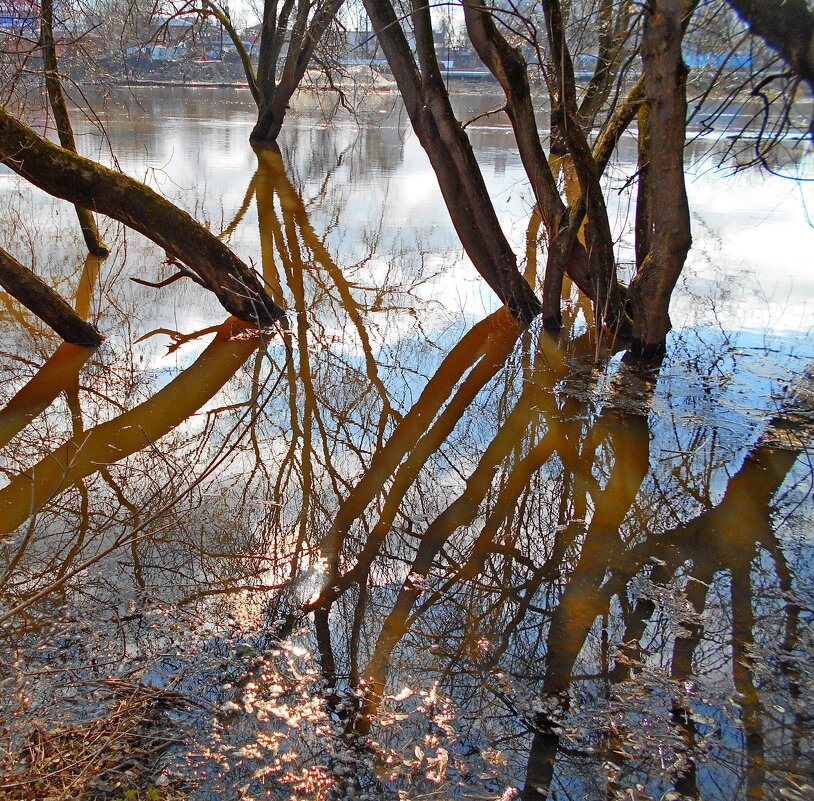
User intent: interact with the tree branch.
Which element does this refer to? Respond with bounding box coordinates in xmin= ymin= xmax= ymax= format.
xmin=0 ymin=106 xmax=285 ymax=325
xmin=202 ymin=0 xmax=260 ymax=104
xmin=0 ymin=245 xmax=104 ymax=345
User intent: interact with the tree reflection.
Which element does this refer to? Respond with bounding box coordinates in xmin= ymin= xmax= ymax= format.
xmin=0 ymin=150 xmax=812 ymax=801
xmin=0 ymin=254 xmax=101 ymax=449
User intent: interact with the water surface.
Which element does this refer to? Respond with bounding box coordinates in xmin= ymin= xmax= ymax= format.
xmin=0 ymin=87 xmax=812 ymax=801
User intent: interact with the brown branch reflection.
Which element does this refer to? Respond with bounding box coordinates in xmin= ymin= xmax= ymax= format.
xmin=0 ymin=254 xmax=101 ymax=449
xmin=0 ymin=318 xmax=261 ymax=536
xmin=1 ymin=143 xmax=812 ymax=801
xmin=268 ymin=319 xmax=813 ymax=800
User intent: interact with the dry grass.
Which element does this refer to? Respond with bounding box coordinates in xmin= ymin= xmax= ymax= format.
xmin=0 ymin=679 xmax=190 ymax=801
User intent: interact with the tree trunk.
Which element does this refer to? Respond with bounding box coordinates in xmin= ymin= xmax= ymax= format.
xmin=40 ymin=0 xmax=108 ymax=258
xmin=726 ymin=0 xmax=814 ymax=93
xmin=203 ymin=0 xmax=260 ymax=104
xmin=462 ymin=0 xmax=569 ymax=328
xmin=463 ymin=0 xmax=565 ymax=235
xmin=635 ymin=102 xmax=652 ymax=268
xmin=251 ymin=0 xmax=344 ymax=144
xmin=0 ymin=106 xmax=285 ymax=326
xmin=577 ymin=0 xmax=633 ymax=128
xmin=0 ymin=245 xmax=103 ymax=345
xmin=362 ymin=0 xmax=541 ymax=322
xmin=542 ymin=0 xmax=627 ymax=332
xmin=628 ymin=0 xmax=692 ymax=357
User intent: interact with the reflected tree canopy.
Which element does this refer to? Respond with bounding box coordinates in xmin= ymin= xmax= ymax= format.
xmin=0 ymin=140 xmax=812 ymax=800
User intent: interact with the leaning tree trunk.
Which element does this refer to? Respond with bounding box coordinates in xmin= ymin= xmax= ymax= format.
xmin=0 ymin=245 xmax=103 ymax=345
xmin=627 ymin=0 xmax=692 ymax=358
xmin=462 ymin=0 xmax=569 ymax=328
xmin=0 ymin=106 xmax=285 ymax=326
xmin=40 ymin=0 xmax=108 ymax=258
xmin=362 ymin=0 xmax=541 ymax=323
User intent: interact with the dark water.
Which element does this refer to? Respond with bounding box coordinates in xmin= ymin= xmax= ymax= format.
xmin=0 ymin=88 xmax=812 ymax=800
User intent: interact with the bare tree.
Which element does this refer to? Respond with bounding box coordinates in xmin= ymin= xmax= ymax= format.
xmin=359 ymin=0 xmax=810 ymax=354
xmin=361 ymin=0 xmax=542 ymax=322
xmin=627 ymin=0 xmax=693 ymax=355
xmin=167 ymin=0 xmax=346 ymax=143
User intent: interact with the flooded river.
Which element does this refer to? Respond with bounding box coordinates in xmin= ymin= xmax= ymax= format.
xmin=0 ymin=87 xmax=812 ymax=800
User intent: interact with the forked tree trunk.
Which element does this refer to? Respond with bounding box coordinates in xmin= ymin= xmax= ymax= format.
xmin=462 ymin=0 xmax=564 ymax=233
xmin=462 ymin=0 xmax=568 ymax=328
xmin=627 ymin=0 xmax=692 ymax=357
xmin=251 ymin=0 xmax=344 ymax=144
xmin=541 ymin=0 xmax=628 ymax=332
xmin=40 ymin=0 xmax=108 ymax=258
xmin=197 ymin=0 xmax=343 ymax=144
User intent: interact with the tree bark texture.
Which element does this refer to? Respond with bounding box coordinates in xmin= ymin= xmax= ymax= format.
xmin=40 ymin=0 xmax=108 ymax=258
xmin=635 ymin=102 xmax=652 ymax=268
xmin=362 ymin=0 xmax=541 ymax=323
xmin=0 ymin=245 xmax=104 ymax=345
xmin=628 ymin=0 xmax=692 ymax=357
xmin=0 ymin=106 xmax=286 ymax=326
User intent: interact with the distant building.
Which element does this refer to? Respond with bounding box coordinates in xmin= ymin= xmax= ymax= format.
xmin=151 ymin=14 xmax=197 ymax=44
xmin=341 ymin=29 xmax=380 ymax=61
xmin=204 ymin=39 xmax=256 ymax=60
xmin=683 ymin=48 xmax=752 ymax=72
xmin=0 ymin=0 xmax=37 ymax=31
xmin=125 ymin=43 xmax=187 ymax=63
xmin=242 ymin=24 xmax=262 ymax=46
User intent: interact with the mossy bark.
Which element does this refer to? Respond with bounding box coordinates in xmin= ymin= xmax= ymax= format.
xmin=0 ymin=106 xmax=285 ymax=326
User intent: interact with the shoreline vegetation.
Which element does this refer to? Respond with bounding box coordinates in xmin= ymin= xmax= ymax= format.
xmin=72 ymin=56 xmax=783 ymax=95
